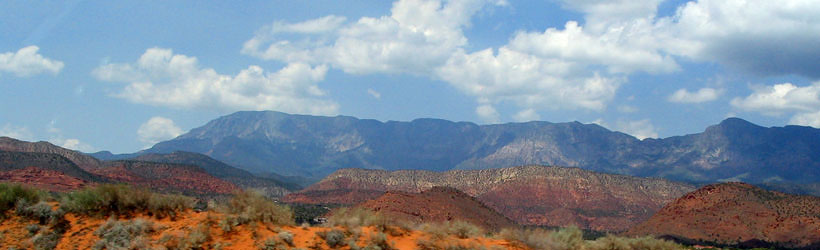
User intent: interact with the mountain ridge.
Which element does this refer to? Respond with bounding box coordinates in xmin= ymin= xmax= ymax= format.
xmin=144 ymin=111 xmax=820 ymax=185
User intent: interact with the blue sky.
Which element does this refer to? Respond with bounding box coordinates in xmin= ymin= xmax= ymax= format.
xmin=1 ymin=0 xmax=819 ymax=153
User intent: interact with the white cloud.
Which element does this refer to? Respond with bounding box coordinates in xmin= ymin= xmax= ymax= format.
xmin=789 ymin=111 xmax=820 ymax=128
xmin=475 ymin=104 xmax=500 ymax=123
xmin=512 ymin=108 xmax=540 ymax=122
xmin=0 ymin=124 xmax=32 ymax=140
xmin=93 ymin=48 xmax=338 ymax=115
xmin=615 ymin=119 xmax=659 ymax=140
xmin=730 ymin=82 xmax=820 ymax=115
xmin=661 ymin=0 xmax=820 ymax=78
xmin=0 ymin=46 xmax=64 ymax=77
xmin=49 ymin=137 xmax=94 ymax=152
xmin=590 ymin=118 xmax=659 ymax=139
xmin=668 ymin=87 xmax=724 ymax=103
xmin=731 ymin=81 xmax=820 ymax=128
xmin=242 ymin=0 xmax=506 ymax=75
xmin=138 ymin=116 xmax=183 ymax=146
xmin=367 ymin=88 xmax=381 ymax=99
xmin=437 ymin=48 xmax=620 ymax=111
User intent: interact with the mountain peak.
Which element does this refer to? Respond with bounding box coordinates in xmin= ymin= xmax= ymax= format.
xmin=718 ymin=117 xmax=762 ymax=129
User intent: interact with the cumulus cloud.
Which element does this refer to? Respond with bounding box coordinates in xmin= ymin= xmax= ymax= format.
xmin=731 ymin=81 xmax=820 ymax=128
xmin=93 ymin=48 xmax=338 ymax=115
xmin=243 ymin=0 xmax=506 ymax=75
xmin=475 ymin=104 xmax=500 ymax=123
xmin=668 ymin=87 xmax=724 ymax=103
xmin=0 ymin=124 xmax=32 ymax=140
xmin=49 ymin=138 xmax=94 ymax=152
xmin=789 ymin=111 xmax=820 ymax=128
xmin=242 ymin=0 xmax=820 ymax=121
xmin=616 ymin=119 xmax=659 ymax=140
xmin=138 ymin=116 xmax=183 ymax=146
xmin=0 ymin=46 xmax=64 ymax=77
xmin=730 ymin=82 xmax=820 ymax=115
xmin=512 ymin=108 xmax=540 ymax=122
xmin=662 ymin=0 xmax=820 ymax=78
xmin=592 ymin=118 xmax=659 ymax=140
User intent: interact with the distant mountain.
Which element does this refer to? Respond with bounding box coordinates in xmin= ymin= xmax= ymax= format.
xmin=0 ymin=150 xmax=101 ymax=190
xmin=144 ymin=111 xmax=820 ymax=185
xmin=627 ymin=182 xmax=820 ymax=248
xmin=284 ymin=165 xmax=694 ymax=232
xmin=356 ymin=186 xmax=516 ymax=231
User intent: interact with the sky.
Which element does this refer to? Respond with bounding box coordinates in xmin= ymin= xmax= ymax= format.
xmin=1 ymin=0 xmax=819 ymax=153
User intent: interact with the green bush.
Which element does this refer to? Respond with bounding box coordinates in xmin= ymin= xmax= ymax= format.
xmin=0 ymin=183 xmax=45 ymax=215
xmin=217 ymin=190 xmax=293 ymax=225
xmin=61 ymin=184 xmax=193 ymax=218
xmin=31 ymin=229 xmax=62 ymax=250
xmin=366 ymin=232 xmax=395 ymax=250
xmin=92 ymin=218 xmax=154 ymax=250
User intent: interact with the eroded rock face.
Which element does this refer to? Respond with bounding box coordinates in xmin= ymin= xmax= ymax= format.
xmin=627 ymin=182 xmax=820 ymax=248
xmin=94 ymin=161 xmax=239 ymax=195
xmin=285 ymin=165 xmax=695 ymax=231
xmin=357 ymin=187 xmax=516 ymax=231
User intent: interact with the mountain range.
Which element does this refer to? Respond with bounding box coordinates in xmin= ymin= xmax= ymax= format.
xmin=138 ymin=111 xmax=820 ymax=186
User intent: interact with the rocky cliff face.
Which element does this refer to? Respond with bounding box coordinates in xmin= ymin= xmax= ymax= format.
xmin=145 ymin=111 xmax=820 ymax=185
xmin=627 ymin=182 xmax=820 ymax=248
xmin=285 ymin=165 xmax=695 ymax=231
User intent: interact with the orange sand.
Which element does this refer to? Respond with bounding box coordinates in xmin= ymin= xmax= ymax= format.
xmin=0 ymin=209 xmax=527 ymax=250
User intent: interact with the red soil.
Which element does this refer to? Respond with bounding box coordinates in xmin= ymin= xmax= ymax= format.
xmin=0 ymin=166 xmax=88 ymax=191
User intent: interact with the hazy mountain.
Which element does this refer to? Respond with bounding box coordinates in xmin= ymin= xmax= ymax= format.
xmin=285 ymin=165 xmax=695 ymax=231
xmin=145 ymin=111 xmax=820 ymax=185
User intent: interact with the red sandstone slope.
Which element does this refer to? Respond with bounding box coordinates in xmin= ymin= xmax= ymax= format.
xmin=284 ymin=166 xmax=694 ymax=231
xmin=0 ymin=166 xmax=88 ymax=191
xmin=94 ymin=161 xmax=238 ymax=195
xmin=627 ymin=182 xmax=820 ymax=248
xmin=357 ymin=186 xmax=516 ymax=230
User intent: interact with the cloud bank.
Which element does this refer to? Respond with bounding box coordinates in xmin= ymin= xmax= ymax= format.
xmin=0 ymin=46 xmax=64 ymax=77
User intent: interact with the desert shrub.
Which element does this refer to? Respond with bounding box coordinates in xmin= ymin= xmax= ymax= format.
xmin=148 ymin=193 xmax=195 ymax=218
xmin=31 ymin=229 xmax=62 ymax=250
xmin=498 ymin=227 xmax=560 ymax=250
xmin=26 ymin=224 xmax=41 ymax=236
xmin=366 ymin=232 xmax=395 ymax=250
xmin=92 ymin=218 xmax=154 ymax=250
xmin=0 ymin=183 xmax=45 ymax=215
xmin=586 ymin=235 xmax=684 ymax=250
xmin=217 ymin=190 xmax=293 ymax=225
xmin=278 ymin=231 xmax=294 ymax=246
xmin=61 ymin=184 xmax=193 ymax=218
xmin=15 ymin=201 xmax=58 ymax=224
xmin=326 ymin=207 xmax=387 ymax=228
xmin=418 ymin=221 xmax=484 ymax=240
xmin=317 ymin=229 xmax=347 ymax=248
xmin=549 ymin=226 xmax=584 ymax=250
xmin=178 ymin=225 xmax=210 ymax=250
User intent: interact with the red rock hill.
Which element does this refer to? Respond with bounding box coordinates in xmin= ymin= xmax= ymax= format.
xmin=627 ymin=182 xmax=820 ymax=248
xmin=357 ymin=186 xmax=516 ymax=230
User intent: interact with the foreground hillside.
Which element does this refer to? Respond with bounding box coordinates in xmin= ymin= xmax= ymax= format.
xmin=145 ymin=111 xmax=820 ymax=185
xmin=0 ymin=183 xmax=682 ymax=250
xmin=628 ymin=182 xmax=820 ymax=248
xmin=285 ymin=165 xmax=695 ymax=232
